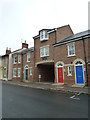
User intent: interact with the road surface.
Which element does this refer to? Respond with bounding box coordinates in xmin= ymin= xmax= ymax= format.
xmin=2 ymin=83 xmax=88 ymax=118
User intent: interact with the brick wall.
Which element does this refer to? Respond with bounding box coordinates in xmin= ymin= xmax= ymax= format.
xmin=12 ymin=54 xmax=22 ymax=81
xmin=34 ymin=25 xmax=73 ymax=82
xmin=56 ymin=25 xmax=73 ymax=42
xmin=54 ymin=38 xmax=88 ymax=85
xmin=23 ymin=51 xmax=34 ymax=82
xmin=88 ymin=37 xmax=90 ymax=87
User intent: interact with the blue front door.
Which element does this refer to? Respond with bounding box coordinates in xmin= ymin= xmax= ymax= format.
xmin=75 ymin=65 xmax=84 ymax=84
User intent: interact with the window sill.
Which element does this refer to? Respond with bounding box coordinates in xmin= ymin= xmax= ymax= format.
xmin=40 ymin=55 xmax=49 ymax=58
xmin=40 ymin=38 xmax=48 ymax=42
xmin=13 ymin=63 xmax=17 ymax=64
xmin=67 ymin=75 xmax=72 ymax=77
xmin=67 ymin=54 xmax=76 ymax=58
xmin=13 ymin=76 xmax=16 ymax=78
xmin=27 ymin=61 xmax=31 ymax=63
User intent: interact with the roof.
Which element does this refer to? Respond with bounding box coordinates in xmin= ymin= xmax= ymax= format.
xmin=22 ymin=47 xmax=34 ymax=54
xmin=54 ymin=30 xmax=90 ymax=46
xmin=33 ymin=28 xmax=55 ymax=39
xmin=2 ymin=54 xmax=9 ymax=57
xmin=11 ymin=48 xmax=27 ymax=55
xmin=12 ymin=47 xmax=34 ymax=55
xmin=33 ymin=25 xmax=71 ymax=40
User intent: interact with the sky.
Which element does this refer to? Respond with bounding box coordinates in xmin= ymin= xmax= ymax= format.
xmin=0 ymin=0 xmax=89 ymax=55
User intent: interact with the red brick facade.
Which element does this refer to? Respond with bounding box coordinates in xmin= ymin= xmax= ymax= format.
xmin=23 ymin=50 xmax=34 ymax=82
xmin=54 ymin=38 xmax=88 ymax=85
xmin=11 ymin=25 xmax=89 ymax=87
xmin=12 ymin=42 xmax=34 ymax=82
xmin=34 ymin=25 xmax=74 ymax=83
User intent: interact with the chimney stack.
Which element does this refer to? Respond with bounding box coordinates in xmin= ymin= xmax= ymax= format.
xmin=6 ymin=47 xmax=11 ymax=55
xmin=22 ymin=40 xmax=28 ymax=49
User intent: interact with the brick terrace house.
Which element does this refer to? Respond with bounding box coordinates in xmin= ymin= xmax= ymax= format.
xmin=22 ymin=47 xmax=34 ymax=82
xmin=33 ymin=25 xmax=73 ymax=83
xmin=11 ymin=41 xmax=34 ymax=82
xmin=6 ymin=24 xmax=90 ymax=87
xmin=54 ymin=30 xmax=90 ymax=86
xmin=1 ymin=48 xmax=11 ymax=80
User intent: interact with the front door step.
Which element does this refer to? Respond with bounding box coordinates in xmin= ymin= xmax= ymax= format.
xmin=72 ymin=84 xmax=85 ymax=88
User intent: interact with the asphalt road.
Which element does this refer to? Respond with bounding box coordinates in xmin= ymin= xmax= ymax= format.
xmin=2 ymin=83 xmax=88 ymax=118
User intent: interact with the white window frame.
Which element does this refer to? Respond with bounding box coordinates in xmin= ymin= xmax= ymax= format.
xmin=18 ymin=55 xmax=21 ymax=64
xmin=68 ymin=66 xmax=72 ymax=76
xmin=13 ymin=68 xmax=16 ymax=77
xmin=67 ymin=43 xmax=75 ymax=57
xmin=18 ymin=68 xmax=21 ymax=77
xmin=27 ymin=53 xmax=30 ymax=62
xmin=30 ymin=67 xmax=32 ymax=76
xmin=13 ymin=55 xmax=17 ymax=64
xmin=40 ymin=46 xmax=49 ymax=57
xmin=40 ymin=30 xmax=49 ymax=41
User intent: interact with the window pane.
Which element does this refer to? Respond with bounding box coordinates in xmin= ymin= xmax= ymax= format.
xmin=68 ymin=66 xmax=72 ymax=75
xmin=13 ymin=69 xmax=16 ymax=77
xmin=68 ymin=44 xmax=75 ymax=56
xmin=30 ymin=68 xmax=32 ymax=76
xmin=18 ymin=55 xmax=21 ymax=63
xmin=18 ymin=69 xmax=20 ymax=77
xmin=45 ymin=47 xmax=49 ymax=56
xmin=45 ymin=31 xmax=48 ymax=39
xmin=14 ymin=56 xmax=17 ymax=64
xmin=40 ymin=31 xmax=43 ymax=40
xmin=27 ymin=53 xmax=30 ymax=62
xmin=40 ymin=48 xmax=44 ymax=57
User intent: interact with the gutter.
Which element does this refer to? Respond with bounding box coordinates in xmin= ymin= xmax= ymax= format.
xmin=54 ymin=34 xmax=90 ymax=47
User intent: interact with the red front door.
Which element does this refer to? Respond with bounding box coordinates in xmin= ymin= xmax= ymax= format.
xmin=58 ymin=67 xmax=63 ymax=83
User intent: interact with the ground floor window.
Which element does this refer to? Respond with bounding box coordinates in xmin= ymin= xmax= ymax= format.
xmin=13 ymin=68 xmax=16 ymax=77
xmin=18 ymin=68 xmax=21 ymax=77
xmin=3 ymin=68 xmax=7 ymax=78
xmin=30 ymin=67 xmax=32 ymax=76
xmin=68 ymin=66 xmax=72 ymax=76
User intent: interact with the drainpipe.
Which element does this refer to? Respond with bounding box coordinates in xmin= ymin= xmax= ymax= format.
xmin=53 ymin=28 xmax=57 ymax=83
xmin=21 ymin=53 xmax=23 ymax=82
xmin=82 ymin=37 xmax=88 ymax=86
xmin=54 ymin=28 xmax=57 ymax=44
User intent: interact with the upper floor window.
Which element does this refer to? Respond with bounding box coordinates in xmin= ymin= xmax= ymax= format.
xmin=13 ymin=55 xmax=17 ymax=64
xmin=27 ymin=53 xmax=30 ymax=62
xmin=40 ymin=30 xmax=49 ymax=41
xmin=68 ymin=43 xmax=75 ymax=56
xmin=40 ymin=46 xmax=49 ymax=57
xmin=18 ymin=55 xmax=21 ymax=64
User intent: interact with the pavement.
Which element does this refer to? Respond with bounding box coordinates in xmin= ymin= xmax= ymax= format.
xmin=1 ymin=80 xmax=89 ymax=94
